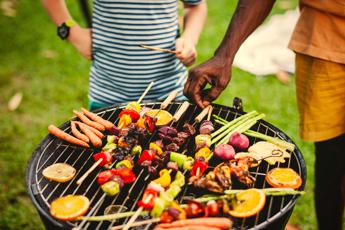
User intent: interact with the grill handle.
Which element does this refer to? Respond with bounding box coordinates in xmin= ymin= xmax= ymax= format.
xmin=172 ymin=101 xmax=190 ymax=122
xmin=160 ymin=90 xmax=178 ymax=110
xmin=194 ymin=105 xmax=212 ymax=123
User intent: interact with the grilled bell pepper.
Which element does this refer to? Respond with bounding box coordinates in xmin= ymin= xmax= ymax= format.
xmin=101 ymin=180 xmax=120 ymax=196
xmin=149 ymin=142 xmax=163 ymax=155
xmin=93 ymin=151 xmax=113 ymax=167
xmin=138 ymin=189 xmax=158 ymax=209
xmin=138 ymin=149 xmax=156 ymax=165
xmin=112 ymin=168 xmax=136 ymax=184
xmin=119 ymin=109 xmax=140 ymax=122
xmin=97 ymin=170 xmax=114 ymax=185
xmin=136 ymin=117 xmax=146 ymax=129
xmin=191 ymin=160 xmax=208 ymax=177
xmin=166 ymin=184 xmax=181 ymax=198
xmin=107 ymin=135 xmax=116 ymax=144
xmin=159 ymin=191 xmax=174 ymax=206
xmin=126 ymin=102 xmax=141 ymax=112
xmin=117 ymin=136 xmax=129 ymax=148
xmin=144 ymin=116 xmax=155 ymax=133
xmin=115 ymin=159 xmax=132 ymax=169
xmin=131 ymin=145 xmax=142 ymax=155
xmin=170 ymin=152 xmax=187 ymax=169
xmin=195 ymin=134 xmax=212 ymax=147
xmin=153 ymin=169 xmax=171 ymax=188
xmin=183 ymin=157 xmax=194 ymax=170
xmin=102 ymin=143 xmax=117 ymax=152
xmin=170 ymin=171 xmax=185 ymax=187
xmin=118 ymin=114 xmax=132 ymax=128
xmin=171 ymin=202 xmax=186 ymax=220
xmin=195 ymin=147 xmax=212 ymax=161
xmin=151 ymin=197 xmax=165 ymax=218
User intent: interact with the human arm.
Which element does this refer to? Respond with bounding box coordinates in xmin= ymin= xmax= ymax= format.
xmin=176 ymin=0 xmax=207 ymax=66
xmin=41 ymin=0 xmax=92 ymax=59
xmin=183 ymin=0 xmax=276 ymax=108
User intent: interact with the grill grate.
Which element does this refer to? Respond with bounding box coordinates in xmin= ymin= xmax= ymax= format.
xmin=26 ymin=102 xmax=306 ymax=230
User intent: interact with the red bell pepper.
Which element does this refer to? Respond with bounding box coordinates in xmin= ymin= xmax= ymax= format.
xmin=191 ymin=160 xmax=208 ymax=177
xmin=119 ymin=109 xmax=140 ymax=122
xmin=93 ymin=151 xmax=113 ymax=167
xmin=144 ymin=116 xmax=156 ymax=133
xmin=138 ymin=149 xmax=156 ymax=165
xmin=138 ymin=189 xmax=158 ymax=209
xmin=97 ymin=170 xmax=114 ymax=185
xmin=112 ymin=168 xmax=136 ymax=184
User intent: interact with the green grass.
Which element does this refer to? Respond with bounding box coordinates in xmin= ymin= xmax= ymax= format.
xmin=0 ymin=0 xmax=316 ymax=229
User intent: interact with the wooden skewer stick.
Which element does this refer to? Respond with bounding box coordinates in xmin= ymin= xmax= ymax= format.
xmin=140 ymin=44 xmax=179 ymax=54
xmin=76 ymin=158 xmax=103 ymax=185
xmin=137 ymin=81 xmax=155 ymax=104
xmin=110 ymin=218 xmax=160 ymax=230
xmin=122 ymin=169 xmax=172 ymax=230
xmin=207 ymin=105 xmax=213 ymax=121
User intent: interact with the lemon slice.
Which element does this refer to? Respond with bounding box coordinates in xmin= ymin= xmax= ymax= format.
xmin=266 ymin=168 xmax=302 ymax=189
xmin=145 ymin=109 xmax=173 ymax=126
xmin=42 ymin=163 xmax=76 ymax=182
xmin=229 ymin=188 xmax=266 ymax=218
xmin=50 ymin=195 xmax=90 ymax=221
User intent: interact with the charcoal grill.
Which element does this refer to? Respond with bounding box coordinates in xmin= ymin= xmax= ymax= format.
xmin=26 ymin=100 xmax=306 ymax=230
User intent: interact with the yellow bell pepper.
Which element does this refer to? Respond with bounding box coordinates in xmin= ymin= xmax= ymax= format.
xmin=126 ymin=102 xmax=141 ymax=112
xmin=136 ymin=117 xmax=146 ymax=129
xmin=153 ymin=169 xmax=171 ymax=188
xmin=149 ymin=142 xmax=163 ymax=155
xmin=195 ymin=147 xmax=212 ymax=160
xmin=118 ymin=114 xmax=132 ymax=128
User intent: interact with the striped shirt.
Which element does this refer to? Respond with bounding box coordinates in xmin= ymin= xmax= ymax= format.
xmin=90 ymin=0 xmax=202 ymax=106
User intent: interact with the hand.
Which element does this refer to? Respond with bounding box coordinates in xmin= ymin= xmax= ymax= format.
xmin=183 ymin=55 xmax=232 ymax=108
xmin=175 ymin=37 xmax=197 ymax=67
xmin=68 ymin=25 xmax=92 ymax=60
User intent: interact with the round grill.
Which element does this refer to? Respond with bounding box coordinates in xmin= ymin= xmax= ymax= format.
xmin=26 ymin=101 xmax=306 ymax=230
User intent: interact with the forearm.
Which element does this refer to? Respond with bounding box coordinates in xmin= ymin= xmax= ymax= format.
xmin=41 ymin=0 xmax=73 ymax=25
xmin=182 ymin=1 xmax=207 ymax=45
xmin=215 ymin=0 xmax=275 ymax=65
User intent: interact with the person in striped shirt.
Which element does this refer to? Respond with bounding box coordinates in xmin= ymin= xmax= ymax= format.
xmin=41 ymin=0 xmax=207 ymax=110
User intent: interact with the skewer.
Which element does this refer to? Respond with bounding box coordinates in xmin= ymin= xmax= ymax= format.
xmin=76 ymin=82 xmax=155 ymax=185
xmin=140 ymin=44 xmax=179 ymax=54
xmin=170 ymin=101 xmax=190 ymax=127
xmin=122 ymin=169 xmax=173 ymax=230
xmin=110 ymin=218 xmax=160 ymax=230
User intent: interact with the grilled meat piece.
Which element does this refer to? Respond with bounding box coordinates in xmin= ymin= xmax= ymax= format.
xmin=172 ymin=136 xmax=185 ymax=147
xmin=183 ymin=123 xmax=196 ymax=136
xmin=158 ymin=126 xmax=177 ymax=137
xmin=165 ymin=143 xmax=179 ymax=152
xmin=199 ymin=120 xmax=214 ymax=135
xmin=167 ymin=161 xmax=179 ymax=172
xmin=214 ymin=163 xmax=232 ymax=189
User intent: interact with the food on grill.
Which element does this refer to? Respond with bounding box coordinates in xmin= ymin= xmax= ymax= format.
xmin=266 ymin=168 xmax=302 ymax=189
xmin=228 ymin=188 xmax=266 ymax=218
xmin=93 ymin=151 xmax=112 ymax=167
xmin=154 ymin=217 xmax=232 ymax=229
xmin=42 ymin=163 xmax=76 ymax=182
xmin=248 ymin=141 xmax=290 ymax=165
xmin=214 ymin=144 xmax=235 ymax=160
xmin=195 ymin=134 xmax=212 ymax=149
xmin=77 ymin=122 xmax=103 ymax=148
xmin=228 ymin=132 xmax=250 ymax=150
xmin=73 ymin=110 xmax=105 ymax=131
xmin=48 ymin=124 xmax=90 ymax=148
xmin=146 ymin=109 xmax=173 ymax=126
xmin=50 ymin=195 xmax=90 ymax=221
xmin=199 ymin=120 xmax=214 ymax=135
xmin=71 ymin=121 xmax=90 ymax=143
xmin=244 ymin=130 xmax=295 ymax=151
xmin=81 ymin=107 xmax=115 ymax=130
xmin=75 ymin=121 xmax=104 ymax=139
xmin=126 ymin=101 xmax=141 ymax=112
xmin=234 ymin=152 xmax=261 ymax=167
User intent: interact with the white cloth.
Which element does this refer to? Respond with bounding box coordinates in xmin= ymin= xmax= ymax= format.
xmin=233 ymin=9 xmax=299 ymax=76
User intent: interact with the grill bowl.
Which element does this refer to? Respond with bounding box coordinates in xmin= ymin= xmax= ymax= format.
xmin=26 ymin=101 xmax=306 ymax=230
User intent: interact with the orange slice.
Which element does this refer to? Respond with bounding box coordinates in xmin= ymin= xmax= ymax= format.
xmin=50 ymin=195 xmax=90 ymax=221
xmin=42 ymin=163 xmax=76 ymax=182
xmin=228 ymin=188 xmax=266 ymax=218
xmin=266 ymin=168 xmax=302 ymax=189
xmin=145 ymin=109 xmax=173 ymax=126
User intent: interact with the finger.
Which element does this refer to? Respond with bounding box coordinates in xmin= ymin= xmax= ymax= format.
xmin=203 ymin=85 xmax=224 ymax=103
xmin=175 ymin=39 xmax=184 ymax=54
xmin=189 ymin=75 xmax=207 ymax=108
xmin=183 ymin=56 xmax=196 ymax=67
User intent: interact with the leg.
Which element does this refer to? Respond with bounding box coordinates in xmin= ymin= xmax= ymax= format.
xmin=314 ymin=134 xmax=345 ymax=230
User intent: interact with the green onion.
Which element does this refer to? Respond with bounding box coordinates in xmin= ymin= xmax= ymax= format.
xmin=244 ymin=130 xmax=295 ymax=151
xmin=77 ymin=211 xmax=149 ymax=222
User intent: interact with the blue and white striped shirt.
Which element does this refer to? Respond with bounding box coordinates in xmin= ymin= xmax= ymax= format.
xmin=90 ymin=0 xmax=201 ymax=105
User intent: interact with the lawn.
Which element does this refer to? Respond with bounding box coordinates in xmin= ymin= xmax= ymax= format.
xmin=0 ymin=0 xmax=316 ymax=229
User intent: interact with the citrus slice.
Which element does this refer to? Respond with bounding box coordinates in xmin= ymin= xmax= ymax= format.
xmin=228 ymin=188 xmax=266 ymax=218
xmin=50 ymin=195 xmax=90 ymax=221
xmin=42 ymin=163 xmax=76 ymax=182
xmin=266 ymin=168 xmax=302 ymax=189
xmin=145 ymin=109 xmax=173 ymax=126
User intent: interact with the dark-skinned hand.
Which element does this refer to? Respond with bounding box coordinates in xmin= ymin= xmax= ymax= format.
xmin=183 ymin=55 xmax=232 ymax=108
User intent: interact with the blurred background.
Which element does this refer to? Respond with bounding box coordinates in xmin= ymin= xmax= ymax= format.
xmin=0 ymin=0 xmax=316 ymax=229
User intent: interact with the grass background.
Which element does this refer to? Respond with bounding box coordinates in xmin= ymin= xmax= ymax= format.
xmin=0 ymin=0 xmax=317 ymax=229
